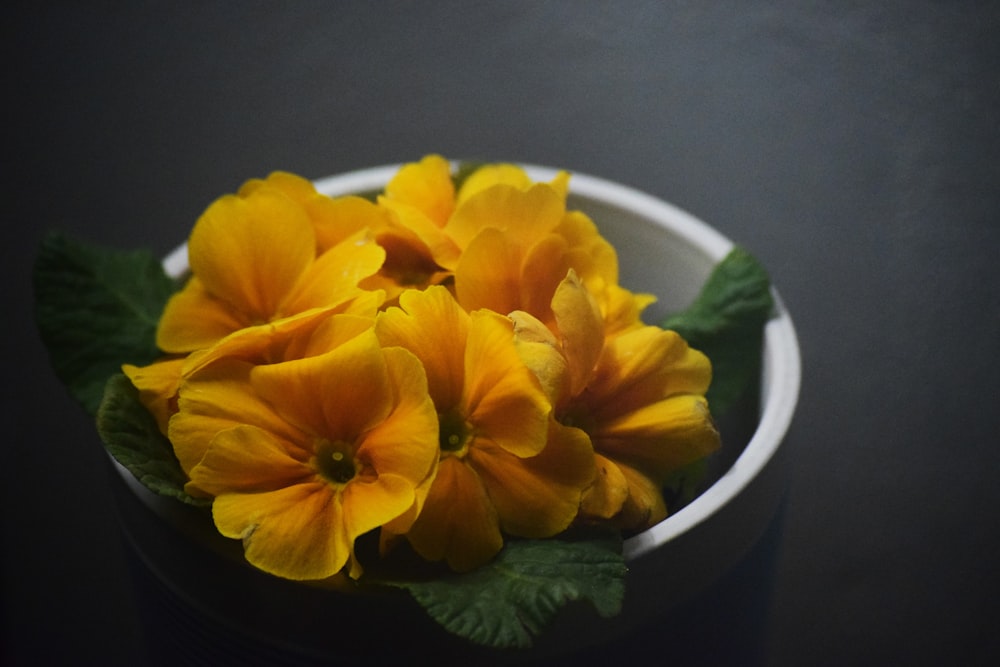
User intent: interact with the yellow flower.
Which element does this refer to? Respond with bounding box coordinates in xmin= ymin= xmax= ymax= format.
xmin=169 ymin=329 xmax=439 ymax=580
xmin=237 ymin=171 xmax=365 ymax=251
xmin=126 ymin=293 xmax=383 ymax=439
xmin=156 ymin=182 xmax=386 ymax=353
xmin=513 ymin=271 xmax=720 ymax=531
xmin=375 ymin=286 xmax=594 ymax=572
xmin=446 ymin=168 xmax=651 ymax=336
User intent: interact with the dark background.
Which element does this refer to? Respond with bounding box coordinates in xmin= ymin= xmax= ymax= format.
xmin=5 ymin=2 xmax=999 ymax=665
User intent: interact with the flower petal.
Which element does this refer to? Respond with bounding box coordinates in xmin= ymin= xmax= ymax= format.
xmin=375 ymin=286 xmax=468 ymax=410
xmin=341 ymin=473 xmax=418 ymax=541
xmin=249 ymin=330 xmax=393 ymax=441
xmin=510 ymin=309 xmax=570 ymax=406
xmin=469 ymin=421 xmax=594 ymax=538
xmin=384 ymin=154 xmax=455 ymax=227
xmin=405 ymin=457 xmax=503 ymax=572
xmin=593 ymin=394 xmax=720 ymax=482
xmin=554 ymin=210 xmax=619 ymax=289
xmin=579 ymin=453 xmax=630 ymax=521
xmin=157 ymin=277 xmax=249 ymax=353
xmin=212 ymin=481 xmax=349 ymax=580
xmin=463 ymin=310 xmax=552 ymax=458
xmin=170 ymin=359 xmax=306 ymax=473
xmin=188 ymin=424 xmax=313 ymax=495
xmin=587 ymin=327 xmax=714 ymax=424
xmin=445 ymin=182 xmax=564 ymax=251
xmin=615 ymin=461 xmax=668 ymax=531
xmin=279 ymin=229 xmax=386 ymax=316
xmin=188 ymin=189 xmax=315 ymax=320
xmin=550 ymin=270 xmax=605 ymax=397
xmin=122 ymin=356 xmax=185 ymax=435
xmin=454 ymin=228 xmax=523 ymax=316
xmin=356 ymin=346 xmax=439 ymax=486
xmin=308 ymin=195 xmax=391 ymax=254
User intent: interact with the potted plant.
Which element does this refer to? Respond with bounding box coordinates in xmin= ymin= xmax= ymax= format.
xmin=34 ymin=156 xmax=799 ymax=663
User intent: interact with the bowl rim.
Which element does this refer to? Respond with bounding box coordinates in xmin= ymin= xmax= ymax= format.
xmin=162 ymin=162 xmax=801 ymax=562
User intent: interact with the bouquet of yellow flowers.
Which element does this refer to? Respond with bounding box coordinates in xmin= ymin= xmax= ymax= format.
xmin=34 ymin=155 xmax=773 ymax=649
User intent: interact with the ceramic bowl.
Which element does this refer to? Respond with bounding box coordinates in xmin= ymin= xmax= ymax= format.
xmin=119 ymin=164 xmax=801 ymax=664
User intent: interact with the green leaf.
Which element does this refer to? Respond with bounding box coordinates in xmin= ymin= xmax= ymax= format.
xmin=96 ymin=374 xmax=208 ymax=508
xmin=33 ymin=232 xmax=177 ymax=415
xmin=388 ymin=533 xmax=625 ymax=649
xmin=662 ymin=246 xmax=774 ymax=416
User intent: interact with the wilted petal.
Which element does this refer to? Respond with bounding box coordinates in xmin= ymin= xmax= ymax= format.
xmin=462 ymin=310 xmax=551 ymax=458
xmin=550 ymin=270 xmax=605 ymax=398
xmin=510 ymin=309 xmax=570 ymax=406
xmin=579 ymin=453 xmax=630 ymax=521
xmin=615 ymin=461 xmax=669 ymax=531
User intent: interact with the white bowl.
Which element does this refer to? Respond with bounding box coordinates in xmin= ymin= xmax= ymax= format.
xmin=124 ymin=164 xmax=801 ymax=662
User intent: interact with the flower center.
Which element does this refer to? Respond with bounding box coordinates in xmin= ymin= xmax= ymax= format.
xmin=314 ymin=439 xmax=356 ymax=484
xmin=438 ymin=409 xmax=472 ymax=456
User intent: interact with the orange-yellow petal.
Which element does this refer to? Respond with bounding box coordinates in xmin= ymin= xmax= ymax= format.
xmin=249 ymin=330 xmax=394 ymax=442
xmin=122 ymin=356 xmax=185 ymax=435
xmin=591 ymin=394 xmax=720 ymax=482
xmin=405 ymin=456 xmax=503 ymax=572
xmin=188 ymin=424 xmax=313 ymax=495
xmin=550 ymin=270 xmax=605 ymax=397
xmin=468 ymin=421 xmax=594 ymax=538
xmin=169 ymin=359 xmax=306 ymax=473
xmin=445 ymin=182 xmax=564 ymax=251
xmin=374 ymin=286 xmax=468 ymax=410
xmin=188 ymin=189 xmax=316 ymax=320
xmin=578 ymin=453 xmax=630 ymax=521
xmin=384 ymin=154 xmax=455 ymax=227
xmin=462 ymin=309 xmax=551 ymax=458
xmin=615 ymin=461 xmax=669 ymax=531
xmin=456 ymin=164 xmax=570 ymax=206
xmin=453 ymin=228 xmax=523 ymax=316
xmin=455 ymin=163 xmax=534 ymax=204
xmin=553 ymin=210 xmax=619 ymax=289
xmin=212 ymin=481 xmax=348 ymax=580
xmin=510 ymin=309 xmax=571 ymax=406
xmin=309 ymin=195 xmax=390 ymax=254
xmin=157 ymin=277 xmax=250 ymax=353
xmin=356 ymin=347 xmax=439 ymax=485
xmin=278 ymin=229 xmax=386 ymax=316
